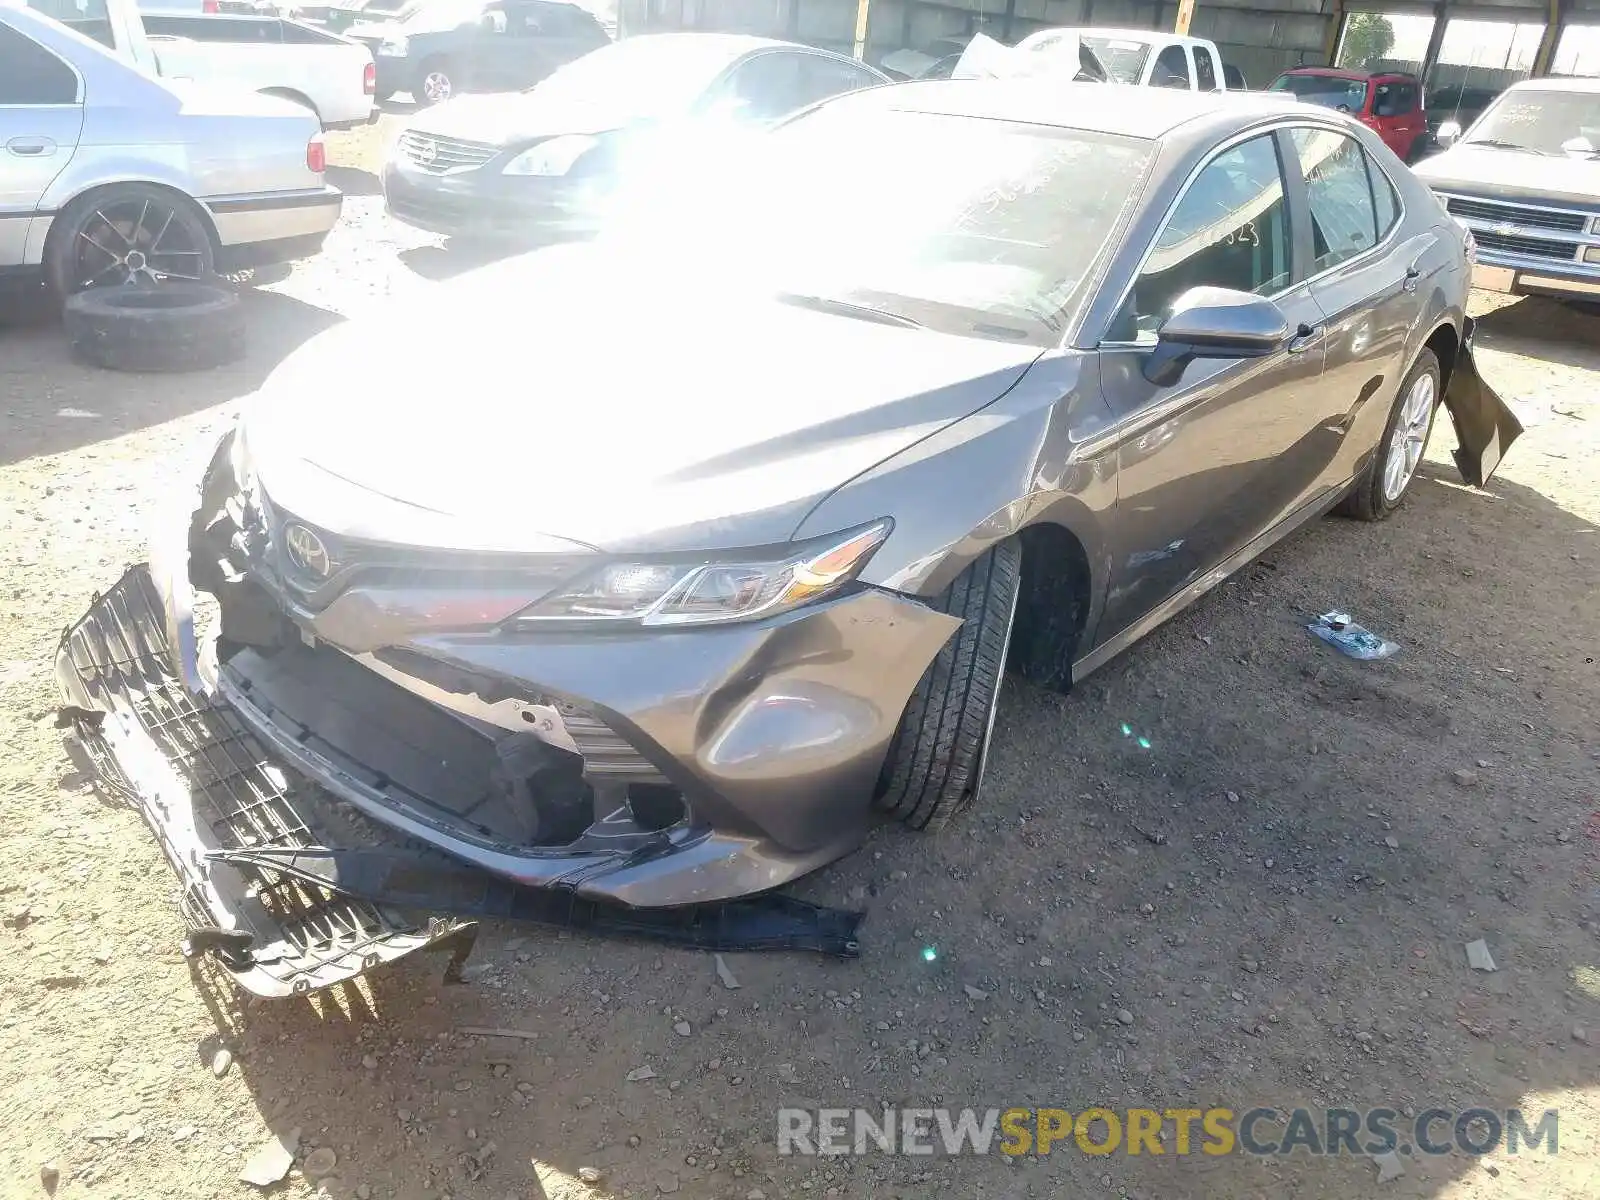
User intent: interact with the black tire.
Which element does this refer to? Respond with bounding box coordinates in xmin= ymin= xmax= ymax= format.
xmin=414 ymin=58 xmax=457 ymax=106
xmin=875 ymin=540 xmax=1022 ymax=832
xmin=45 ymin=184 xmax=216 ymax=304
xmin=1338 ymin=347 xmax=1440 ymax=521
xmin=63 ymin=283 xmax=245 ymax=374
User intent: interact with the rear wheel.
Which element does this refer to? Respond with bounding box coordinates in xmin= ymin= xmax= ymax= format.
xmin=44 ymin=184 xmax=216 ymax=304
xmin=875 ymin=540 xmax=1021 ymax=832
xmin=415 ymin=59 xmax=456 ymax=106
xmin=1338 ymin=347 xmax=1439 ymax=521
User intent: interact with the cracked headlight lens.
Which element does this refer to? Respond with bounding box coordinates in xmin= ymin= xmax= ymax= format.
xmin=514 ymin=520 xmax=892 ymax=627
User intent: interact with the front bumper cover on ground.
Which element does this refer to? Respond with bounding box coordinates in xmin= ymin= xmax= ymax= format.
xmin=55 ymin=566 xmax=864 ymax=998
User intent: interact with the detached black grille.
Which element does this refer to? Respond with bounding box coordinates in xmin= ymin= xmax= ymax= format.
xmin=1472 ymin=230 xmax=1577 ymax=261
xmin=1446 ymin=197 xmax=1588 ymax=234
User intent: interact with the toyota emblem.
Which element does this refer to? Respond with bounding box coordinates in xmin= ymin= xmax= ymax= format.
xmin=284 ymin=523 xmax=332 ymax=579
xmin=413 ymin=137 xmax=437 ymax=167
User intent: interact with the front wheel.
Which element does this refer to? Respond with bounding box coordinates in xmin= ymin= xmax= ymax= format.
xmin=1338 ymin=347 xmax=1440 ymax=521
xmin=875 ymin=540 xmax=1021 ymax=832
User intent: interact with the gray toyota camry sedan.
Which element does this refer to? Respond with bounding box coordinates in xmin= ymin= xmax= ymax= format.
xmin=58 ymin=80 xmax=1520 ymax=991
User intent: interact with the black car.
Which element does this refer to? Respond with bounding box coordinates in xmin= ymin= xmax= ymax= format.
xmin=383 ymin=32 xmax=889 ymax=243
xmin=348 ymin=0 xmax=610 ymax=105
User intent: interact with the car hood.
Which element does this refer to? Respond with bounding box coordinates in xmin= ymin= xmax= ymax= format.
xmin=1413 ymin=145 xmax=1600 ymax=209
xmin=243 ymin=248 xmax=1043 ymax=556
xmin=406 ymin=89 xmax=643 ymax=143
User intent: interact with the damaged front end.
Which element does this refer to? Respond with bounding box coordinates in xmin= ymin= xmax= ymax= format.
xmin=56 ymin=427 xmax=948 ymax=992
xmin=55 ymin=564 xmax=475 ymax=997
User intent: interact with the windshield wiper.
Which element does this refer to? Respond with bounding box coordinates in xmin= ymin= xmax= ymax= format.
xmin=775 ymin=292 xmax=924 ymax=330
xmin=1461 ymin=138 xmax=1548 ymax=155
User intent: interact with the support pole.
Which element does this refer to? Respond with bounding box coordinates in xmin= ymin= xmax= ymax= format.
xmin=853 ymin=0 xmax=871 ymax=60
xmin=1174 ymin=0 xmax=1195 ymax=36
xmin=1532 ymin=0 xmax=1567 ymax=77
xmin=1323 ymin=0 xmax=1346 ymax=64
xmin=1419 ymin=0 xmax=1449 ymax=87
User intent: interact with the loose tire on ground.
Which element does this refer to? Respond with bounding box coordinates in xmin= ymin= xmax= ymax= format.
xmin=875 ymin=539 xmax=1022 ymax=832
xmin=1337 ymin=347 xmax=1440 ymax=521
xmin=63 ymin=283 xmax=245 ymax=374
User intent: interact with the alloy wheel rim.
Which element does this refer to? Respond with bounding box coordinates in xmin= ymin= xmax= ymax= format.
xmin=1382 ymin=371 xmax=1436 ymax=503
xmin=423 ymin=72 xmax=452 ymax=102
xmin=71 ymin=197 xmax=206 ymax=291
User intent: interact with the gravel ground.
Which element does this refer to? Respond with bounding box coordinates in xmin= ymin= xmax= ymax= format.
xmin=2 ymin=115 xmax=1598 ymax=1200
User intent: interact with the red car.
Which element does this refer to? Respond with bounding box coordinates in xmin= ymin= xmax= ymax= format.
xmin=1268 ymin=68 xmax=1428 ymax=161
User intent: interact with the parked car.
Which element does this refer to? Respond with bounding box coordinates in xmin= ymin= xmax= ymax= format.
xmin=1413 ymin=76 xmax=1600 ymax=305
xmin=26 ymin=0 xmax=378 ymax=128
xmin=1 ymin=3 xmax=340 ymax=298
xmin=1268 ymin=67 xmax=1427 ymax=161
xmin=57 ymin=79 xmax=1523 ymax=995
xmin=383 ymin=32 xmax=888 ymax=243
xmin=1016 ymin=27 xmax=1230 ymax=90
xmin=346 ymin=0 xmax=609 ymax=104
xmin=141 ymin=13 xmax=380 ymax=128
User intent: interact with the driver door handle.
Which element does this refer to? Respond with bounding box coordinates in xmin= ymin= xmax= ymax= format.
xmin=6 ymin=137 xmax=55 ymax=156
xmin=1286 ymin=322 xmax=1321 ymax=354
xmin=1403 ymin=264 xmax=1422 ymax=293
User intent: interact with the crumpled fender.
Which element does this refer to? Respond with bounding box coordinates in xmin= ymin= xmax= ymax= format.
xmin=1440 ymin=315 xmax=1523 ymax=488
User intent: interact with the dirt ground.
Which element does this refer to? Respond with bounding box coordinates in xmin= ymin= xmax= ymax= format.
xmin=2 ymin=112 xmax=1598 ymax=1200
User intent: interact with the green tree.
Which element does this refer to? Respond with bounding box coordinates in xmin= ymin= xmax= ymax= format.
xmin=1338 ymin=12 xmax=1396 ymax=71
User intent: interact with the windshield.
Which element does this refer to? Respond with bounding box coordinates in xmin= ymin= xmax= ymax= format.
xmin=1270 ymin=73 xmax=1369 ymax=111
xmin=604 ymin=99 xmax=1156 ymax=345
xmin=1079 ymin=36 xmax=1152 ymax=84
xmin=522 ymin=36 xmax=739 ymax=111
xmin=1464 ymin=89 xmax=1600 ymax=156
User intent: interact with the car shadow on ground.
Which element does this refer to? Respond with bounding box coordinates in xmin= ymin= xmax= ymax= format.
xmin=1470 ymin=293 xmax=1600 ymax=373
xmin=327 ymin=165 xmax=384 ymax=198
xmin=0 ymin=288 xmax=343 ymax=468
xmin=150 ymin=440 xmax=1599 ymax=1198
xmin=397 ymin=241 xmax=512 ymax=281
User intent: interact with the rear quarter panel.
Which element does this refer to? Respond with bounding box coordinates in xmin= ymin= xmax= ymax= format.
xmin=34 ymin=85 xmax=324 ymax=258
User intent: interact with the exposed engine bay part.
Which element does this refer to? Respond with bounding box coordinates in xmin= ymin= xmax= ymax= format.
xmin=54 ymin=565 xmax=865 ymax=997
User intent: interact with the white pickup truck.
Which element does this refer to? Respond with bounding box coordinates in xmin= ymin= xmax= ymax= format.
xmin=27 ymin=0 xmax=378 ymax=128
xmin=1017 ymin=27 xmax=1232 ymax=92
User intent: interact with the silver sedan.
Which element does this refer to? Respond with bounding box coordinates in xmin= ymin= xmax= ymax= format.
xmin=1 ymin=3 xmax=340 ymax=299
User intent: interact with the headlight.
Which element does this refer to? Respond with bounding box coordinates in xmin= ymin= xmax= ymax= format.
xmin=512 ymin=521 xmax=892 ymax=627
xmin=502 ymin=134 xmax=598 ymax=177
xmin=378 ymin=36 xmax=407 ymax=55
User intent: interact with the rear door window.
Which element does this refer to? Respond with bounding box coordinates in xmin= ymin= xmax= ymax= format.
xmin=0 ymin=23 xmax=80 ymax=104
xmin=1194 ymin=46 xmax=1218 ymax=91
xmin=1291 ymin=127 xmax=1379 ymax=271
xmin=789 ymin=54 xmax=882 ymax=108
xmin=1152 ymin=43 xmax=1189 ymax=88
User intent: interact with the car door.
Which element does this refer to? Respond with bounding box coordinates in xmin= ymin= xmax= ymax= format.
xmin=0 ymin=20 xmax=85 ymax=269
xmin=1093 ymin=130 xmax=1331 ymax=643
xmin=1288 ymin=124 xmax=1439 ymax=494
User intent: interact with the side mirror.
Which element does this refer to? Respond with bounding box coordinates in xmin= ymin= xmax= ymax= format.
xmin=1142 ymin=286 xmax=1289 ymax=387
xmin=1435 ymin=120 xmax=1461 ymax=148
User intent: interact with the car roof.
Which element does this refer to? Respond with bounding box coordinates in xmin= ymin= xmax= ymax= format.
xmin=1505 ymin=74 xmax=1600 ymax=94
xmin=1279 ymin=66 xmax=1415 ymax=82
xmin=628 ymin=31 xmax=856 ymax=62
xmin=863 ymin=77 xmax=1311 ymax=140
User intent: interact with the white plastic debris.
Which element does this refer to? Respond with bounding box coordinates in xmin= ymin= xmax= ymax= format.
xmin=1465 ymin=940 xmax=1497 ymax=972
xmin=1372 ymin=1150 xmax=1406 ymax=1182
xmin=714 ymin=954 xmax=741 ymax=990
